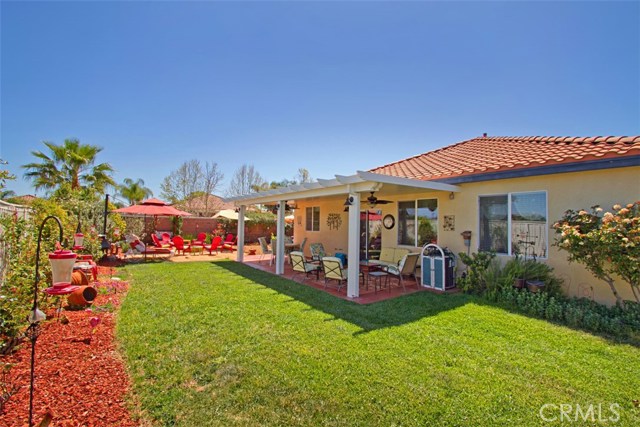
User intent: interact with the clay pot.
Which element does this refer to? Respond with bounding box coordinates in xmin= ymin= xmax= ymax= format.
xmin=67 ymin=286 xmax=98 ymax=306
xmin=71 ymin=270 xmax=89 ymax=287
xmin=513 ymin=278 xmax=526 ymax=289
xmin=526 ymin=280 xmax=545 ymax=293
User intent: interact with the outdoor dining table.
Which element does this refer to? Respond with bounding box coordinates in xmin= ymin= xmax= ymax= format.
xmin=285 ymin=243 xmax=300 ymax=251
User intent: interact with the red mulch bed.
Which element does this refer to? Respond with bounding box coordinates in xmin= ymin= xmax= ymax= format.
xmin=0 ymin=267 xmax=139 ymax=427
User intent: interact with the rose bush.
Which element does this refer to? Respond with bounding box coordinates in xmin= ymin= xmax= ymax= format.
xmin=553 ymin=202 xmax=639 ymax=306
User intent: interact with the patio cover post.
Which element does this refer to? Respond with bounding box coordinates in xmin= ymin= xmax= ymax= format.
xmin=275 ymin=201 xmax=286 ymax=275
xmin=347 ymin=192 xmax=361 ymax=298
xmin=236 ymin=205 xmax=246 ymax=262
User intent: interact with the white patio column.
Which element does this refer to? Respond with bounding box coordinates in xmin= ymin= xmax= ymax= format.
xmin=347 ymin=192 xmax=361 ymax=298
xmin=275 ymin=201 xmax=286 ymax=275
xmin=236 ymin=205 xmax=246 ymax=263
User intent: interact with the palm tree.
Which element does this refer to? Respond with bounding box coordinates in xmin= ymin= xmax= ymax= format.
xmin=22 ymin=139 xmax=115 ymax=194
xmin=119 ymin=178 xmax=153 ymax=205
xmin=0 ymin=189 xmax=16 ymax=200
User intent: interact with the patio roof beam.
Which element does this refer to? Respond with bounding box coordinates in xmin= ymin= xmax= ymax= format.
xmin=335 ymin=174 xmax=365 ymax=184
xmin=227 ymin=181 xmax=379 ymax=205
xmin=225 ymin=171 xmax=461 ymax=205
xmin=355 ymin=171 xmax=461 ymax=192
xmin=316 ymin=178 xmax=340 ymax=187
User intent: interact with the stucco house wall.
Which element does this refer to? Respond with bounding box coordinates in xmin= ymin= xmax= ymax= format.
xmin=293 ymin=196 xmax=350 ymax=257
xmin=294 ymin=165 xmax=638 ymax=305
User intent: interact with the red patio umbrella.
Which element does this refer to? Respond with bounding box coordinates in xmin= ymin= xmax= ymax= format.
xmin=113 ymin=198 xmax=192 ymax=217
xmin=113 ymin=198 xmax=192 ymax=260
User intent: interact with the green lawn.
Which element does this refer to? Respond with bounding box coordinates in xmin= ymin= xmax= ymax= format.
xmin=117 ymin=261 xmax=640 ymax=426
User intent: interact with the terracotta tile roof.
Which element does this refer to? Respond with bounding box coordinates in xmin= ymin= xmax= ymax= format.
xmin=369 ymin=136 xmax=640 ymax=181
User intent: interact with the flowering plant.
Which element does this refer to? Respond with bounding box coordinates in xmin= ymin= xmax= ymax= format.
xmin=553 ymin=202 xmax=639 ymax=306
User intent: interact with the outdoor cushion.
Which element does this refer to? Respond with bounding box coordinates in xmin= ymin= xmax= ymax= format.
xmin=290 ymin=251 xmax=320 ymax=274
xmin=322 ymin=256 xmax=347 ymax=280
xmin=310 ymin=243 xmax=326 ymax=261
xmin=378 ymin=247 xmax=410 ymax=267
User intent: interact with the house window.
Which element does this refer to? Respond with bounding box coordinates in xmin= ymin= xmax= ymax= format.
xmin=398 ymin=199 xmax=438 ymax=246
xmin=479 ymin=191 xmax=547 ymax=257
xmin=305 ymin=206 xmax=320 ymax=231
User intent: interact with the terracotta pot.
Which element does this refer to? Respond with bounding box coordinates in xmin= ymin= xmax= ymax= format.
xmin=67 ymin=286 xmax=98 ymax=306
xmin=71 ymin=270 xmax=89 ymax=287
xmin=513 ymin=278 xmax=526 ymax=289
xmin=526 ymin=280 xmax=545 ymax=293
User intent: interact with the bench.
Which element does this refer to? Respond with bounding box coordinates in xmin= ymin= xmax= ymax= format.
xmin=377 ymin=247 xmax=410 ymax=268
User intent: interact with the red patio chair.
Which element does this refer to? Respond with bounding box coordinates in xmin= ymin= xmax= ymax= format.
xmin=161 ymin=233 xmax=174 ymax=247
xmin=221 ymin=234 xmax=237 ymax=252
xmin=172 ymin=236 xmax=191 ymax=256
xmin=152 ymin=234 xmax=171 ymax=248
xmin=192 ymin=232 xmax=207 ymax=247
xmin=204 ymin=235 xmax=223 ymax=255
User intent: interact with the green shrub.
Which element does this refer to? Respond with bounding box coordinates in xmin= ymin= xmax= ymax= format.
xmin=1 ymin=188 xmax=116 ymax=351
xmin=457 ymin=251 xmax=496 ymax=294
xmin=0 ymin=215 xmax=50 ymax=346
xmin=544 ymin=297 xmax=563 ymax=321
xmin=488 ymin=287 xmax=640 ymax=344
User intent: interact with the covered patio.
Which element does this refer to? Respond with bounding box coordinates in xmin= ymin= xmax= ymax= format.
xmin=226 ymin=170 xmax=460 ymax=299
xmin=240 ymin=252 xmax=430 ymax=304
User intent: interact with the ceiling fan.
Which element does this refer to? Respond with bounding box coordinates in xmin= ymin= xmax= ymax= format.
xmin=364 ymin=191 xmax=392 ymax=206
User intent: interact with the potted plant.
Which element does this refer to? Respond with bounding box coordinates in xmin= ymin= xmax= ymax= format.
xmin=526 ymin=279 xmax=545 ymax=293
xmin=504 ymin=252 xmax=526 ymax=289
xmin=524 ymin=258 xmax=546 ymax=293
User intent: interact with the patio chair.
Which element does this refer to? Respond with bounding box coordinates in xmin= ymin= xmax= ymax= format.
xmin=204 ymin=235 xmax=222 ymax=255
xmin=221 ymin=233 xmax=237 ymax=252
xmin=172 ymin=236 xmax=191 ymax=256
xmin=127 ymin=241 xmax=173 ymax=259
xmin=382 ymin=253 xmax=420 ymax=292
xmin=299 ymin=237 xmax=308 ymax=255
xmin=321 ymin=256 xmax=348 ymax=292
xmin=290 ymin=251 xmax=321 ymax=280
xmin=192 ymin=232 xmax=207 ymax=247
xmin=258 ymin=237 xmax=274 ymax=265
xmin=161 ymin=233 xmax=173 ymax=246
xmin=309 ymin=243 xmax=326 ymax=262
xmin=151 ymin=234 xmax=171 ymax=248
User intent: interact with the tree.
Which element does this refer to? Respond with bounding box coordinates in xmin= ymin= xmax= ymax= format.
xmin=160 ymin=160 xmax=224 ymax=205
xmin=226 ymin=164 xmax=266 ymax=197
xmin=0 ymin=158 xmax=16 ymax=194
xmin=0 ymin=189 xmax=16 ymax=200
xmin=201 ymin=161 xmax=224 ymax=212
xmin=296 ymin=168 xmax=312 ymax=184
xmin=553 ymin=202 xmax=640 ymax=306
xmin=118 ymin=178 xmax=153 ymax=205
xmin=22 ymin=139 xmax=115 ymax=194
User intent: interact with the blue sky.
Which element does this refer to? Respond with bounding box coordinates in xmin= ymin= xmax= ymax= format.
xmin=1 ymin=0 xmax=638 ymax=199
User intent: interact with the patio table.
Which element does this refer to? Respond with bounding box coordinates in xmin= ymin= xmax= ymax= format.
xmin=370 ymin=271 xmax=390 ymax=293
xmin=360 ymin=260 xmax=381 ymax=290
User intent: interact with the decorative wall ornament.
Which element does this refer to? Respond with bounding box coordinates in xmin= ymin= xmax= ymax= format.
xmin=443 ymin=215 xmax=455 ymax=231
xmin=326 ymin=213 xmax=342 ymax=231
